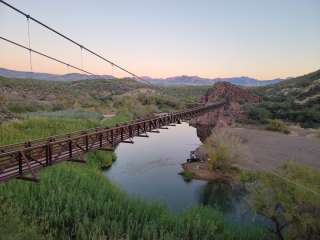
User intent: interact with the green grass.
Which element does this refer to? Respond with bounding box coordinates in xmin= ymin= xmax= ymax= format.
xmin=23 ymin=109 xmax=104 ymax=120
xmin=0 ymin=117 xmax=101 ymax=146
xmin=85 ymin=150 xmax=117 ymax=169
xmin=0 ymin=113 xmax=133 ymax=146
xmin=0 ymin=155 xmax=269 ymax=240
xmin=0 ymin=198 xmax=43 ymax=240
xmin=101 ymin=112 xmax=131 ymax=126
xmin=179 ymin=170 xmax=194 ymax=182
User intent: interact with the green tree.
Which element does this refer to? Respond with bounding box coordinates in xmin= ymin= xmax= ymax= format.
xmin=246 ymin=162 xmax=320 ymax=240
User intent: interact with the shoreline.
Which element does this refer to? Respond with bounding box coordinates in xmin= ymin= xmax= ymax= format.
xmin=181 ymin=161 xmax=237 ymax=182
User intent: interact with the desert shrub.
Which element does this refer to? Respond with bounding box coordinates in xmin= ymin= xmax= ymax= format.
xmin=243 ymin=103 xmax=270 ymax=123
xmin=266 ymin=119 xmax=290 ymax=134
xmin=207 ymin=144 xmax=230 ymax=171
xmin=7 ymin=101 xmax=48 ymax=113
xmin=246 ymin=161 xmax=320 ymax=240
xmin=204 ymin=129 xmax=243 ymax=171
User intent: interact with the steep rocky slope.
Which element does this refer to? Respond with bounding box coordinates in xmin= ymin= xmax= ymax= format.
xmin=191 ymin=82 xmax=259 ymax=132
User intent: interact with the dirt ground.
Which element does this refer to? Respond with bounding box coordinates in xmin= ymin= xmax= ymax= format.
xmin=226 ymin=126 xmax=320 ymax=170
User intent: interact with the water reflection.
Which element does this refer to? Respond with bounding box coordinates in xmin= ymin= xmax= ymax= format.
xmin=104 ymin=122 xmax=256 ymax=223
xmin=199 ymin=180 xmax=239 ymax=212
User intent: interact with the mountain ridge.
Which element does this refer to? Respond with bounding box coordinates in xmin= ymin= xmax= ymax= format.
xmin=0 ymin=67 xmax=282 ymax=86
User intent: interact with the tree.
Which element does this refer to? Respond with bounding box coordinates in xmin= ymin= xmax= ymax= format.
xmin=246 ymin=162 xmax=320 ymax=240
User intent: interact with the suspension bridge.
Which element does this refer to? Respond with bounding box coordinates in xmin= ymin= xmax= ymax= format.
xmin=0 ymin=103 xmax=225 ymax=182
xmin=0 ymin=1 xmax=226 ymax=181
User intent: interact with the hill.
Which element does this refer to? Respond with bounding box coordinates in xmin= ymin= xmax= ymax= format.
xmin=249 ymin=69 xmax=320 ymax=128
xmin=0 ymin=76 xmax=209 ymax=123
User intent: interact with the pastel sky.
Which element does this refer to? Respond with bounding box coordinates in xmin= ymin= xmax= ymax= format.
xmin=0 ymin=0 xmax=319 ymax=79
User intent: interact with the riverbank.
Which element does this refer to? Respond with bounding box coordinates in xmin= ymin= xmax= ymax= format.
xmin=181 ymin=161 xmax=237 ymax=181
xmin=183 ymin=124 xmax=320 ymax=183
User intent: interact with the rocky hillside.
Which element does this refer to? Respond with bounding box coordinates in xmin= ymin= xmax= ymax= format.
xmin=191 ymin=82 xmax=259 ymax=131
xmin=252 ymin=69 xmax=320 ymax=128
xmin=202 ymin=82 xmax=259 ymax=103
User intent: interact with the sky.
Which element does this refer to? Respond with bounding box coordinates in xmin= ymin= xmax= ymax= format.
xmin=0 ymin=0 xmax=319 ymax=79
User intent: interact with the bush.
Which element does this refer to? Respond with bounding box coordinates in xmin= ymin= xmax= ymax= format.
xmin=179 ymin=170 xmax=193 ymax=182
xmin=244 ymin=103 xmax=270 ymax=123
xmin=207 ymin=144 xmax=230 ymax=171
xmin=266 ymin=119 xmax=290 ymax=134
xmin=204 ymin=129 xmax=243 ymax=171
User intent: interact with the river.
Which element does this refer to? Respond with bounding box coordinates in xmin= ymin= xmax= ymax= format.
xmin=104 ymin=122 xmax=260 ymax=223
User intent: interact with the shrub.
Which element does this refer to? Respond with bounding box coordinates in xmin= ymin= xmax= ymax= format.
xmin=179 ymin=170 xmax=193 ymax=182
xmin=86 ymin=150 xmax=116 ymax=169
xmin=266 ymin=119 xmax=290 ymax=134
xmin=207 ymin=144 xmax=230 ymax=170
xmin=204 ymin=129 xmax=243 ymax=171
xmin=244 ymin=103 xmax=270 ymax=123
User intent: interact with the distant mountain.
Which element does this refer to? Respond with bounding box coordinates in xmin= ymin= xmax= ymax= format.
xmin=142 ymin=75 xmax=283 ymax=86
xmin=0 ymin=67 xmax=282 ymax=86
xmin=0 ymin=68 xmax=114 ymax=81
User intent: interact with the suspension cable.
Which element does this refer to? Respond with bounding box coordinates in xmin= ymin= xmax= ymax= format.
xmin=80 ymin=46 xmax=83 ymax=69
xmin=0 ymin=0 xmax=150 ymax=84
xmin=0 ymin=36 xmax=94 ymax=75
xmin=26 ymin=16 xmax=33 ymax=74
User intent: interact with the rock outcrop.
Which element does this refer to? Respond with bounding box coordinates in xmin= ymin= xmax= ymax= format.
xmin=191 ymin=82 xmax=259 ymax=139
xmin=201 ymin=82 xmax=260 ymax=104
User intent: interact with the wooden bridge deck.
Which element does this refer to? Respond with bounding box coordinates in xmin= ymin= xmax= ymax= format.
xmin=0 ymin=102 xmax=223 ymax=182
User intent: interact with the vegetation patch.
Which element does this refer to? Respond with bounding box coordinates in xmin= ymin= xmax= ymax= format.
xmin=0 ymin=197 xmax=43 ymax=240
xmin=0 ymin=117 xmax=100 ymax=146
xmin=252 ymin=69 xmax=320 ymax=128
xmin=179 ymin=170 xmax=194 ymax=182
xmin=85 ymin=150 xmax=116 ymax=169
xmin=266 ymin=119 xmax=290 ymax=134
xmin=24 ymin=109 xmax=104 ymax=120
xmin=204 ymin=129 xmax=244 ymax=172
xmin=244 ymin=161 xmax=320 ymax=240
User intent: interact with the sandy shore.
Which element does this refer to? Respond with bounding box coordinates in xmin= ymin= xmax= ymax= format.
xmin=182 ymin=126 xmax=320 ymax=180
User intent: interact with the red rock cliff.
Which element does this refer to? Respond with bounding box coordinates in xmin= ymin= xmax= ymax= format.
xmin=191 ymin=82 xmax=259 ymax=128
